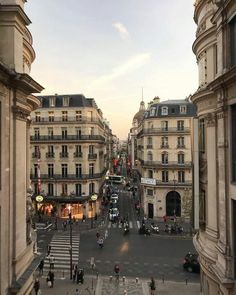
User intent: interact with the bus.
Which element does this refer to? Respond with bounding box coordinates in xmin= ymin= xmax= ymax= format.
xmin=106 ymin=175 xmax=124 ymax=184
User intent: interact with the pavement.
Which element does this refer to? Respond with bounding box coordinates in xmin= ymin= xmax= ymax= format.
xmin=37 ymin=273 xmax=200 ymax=294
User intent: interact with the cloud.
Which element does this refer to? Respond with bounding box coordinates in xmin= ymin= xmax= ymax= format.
xmin=113 ymin=22 xmax=130 ymax=39
xmin=91 ymin=53 xmax=151 ymax=87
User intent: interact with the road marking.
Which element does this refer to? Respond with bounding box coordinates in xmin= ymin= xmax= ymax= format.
xmin=137 ymin=221 xmax=140 ymax=228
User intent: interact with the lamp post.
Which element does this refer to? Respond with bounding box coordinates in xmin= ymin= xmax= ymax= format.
xmin=90 ymin=194 xmax=98 ymax=229
xmin=68 ymin=211 xmax=73 ymax=280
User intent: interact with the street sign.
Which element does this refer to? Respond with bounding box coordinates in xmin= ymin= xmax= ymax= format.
xmin=90 ymin=194 xmax=98 ymax=201
xmin=36 ymin=195 xmax=44 ymax=203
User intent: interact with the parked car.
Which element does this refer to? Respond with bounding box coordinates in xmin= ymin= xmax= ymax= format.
xmin=183 ymin=253 xmax=200 ymax=273
xmin=109 ymin=208 xmax=119 ymax=221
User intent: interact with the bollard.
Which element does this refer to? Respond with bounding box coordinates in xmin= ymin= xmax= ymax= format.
xmin=186 ymin=278 xmax=188 ymax=285
xmin=122 ymin=276 xmax=126 ymax=283
xmin=135 ymin=277 xmax=139 ymax=283
xmin=109 ymin=276 xmax=113 ymax=282
xmin=162 ymin=275 xmax=165 ymax=283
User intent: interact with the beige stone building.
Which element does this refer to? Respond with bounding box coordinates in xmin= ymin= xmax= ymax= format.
xmin=30 ymin=94 xmax=112 ymax=219
xmin=192 ymin=0 xmax=236 ymax=294
xmin=135 ymin=97 xmax=196 ymax=222
xmin=0 ymin=0 xmax=44 ymax=294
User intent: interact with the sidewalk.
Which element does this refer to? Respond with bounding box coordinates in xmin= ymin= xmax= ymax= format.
xmin=38 ymin=274 xmax=200 ymax=295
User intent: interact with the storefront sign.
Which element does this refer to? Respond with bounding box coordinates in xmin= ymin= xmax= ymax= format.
xmin=36 ymin=195 xmax=44 ymax=203
xmin=141 ymin=178 xmax=156 ymax=185
xmin=90 ymin=194 xmax=98 ymax=201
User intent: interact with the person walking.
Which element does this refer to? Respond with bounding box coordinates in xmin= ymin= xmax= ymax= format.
xmin=75 ymin=289 xmax=79 ymax=295
xmin=47 ymin=244 xmax=51 ymax=256
xmin=33 ymin=278 xmax=40 ymax=295
xmin=49 ymin=254 xmax=55 ymax=270
xmin=38 ymin=258 xmax=44 ymax=276
xmin=47 ymin=270 xmax=55 ymax=288
xmin=73 ymin=264 xmax=78 ymax=283
xmin=149 ymin=277 xmax=156 ymax=295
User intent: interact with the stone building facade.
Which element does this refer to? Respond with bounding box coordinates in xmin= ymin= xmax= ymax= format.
xmin=30 ymin=94 xmax=112 ymax=219
xmin=0 ymin=0 xmax=43 ymax=294
xmin=192 ymin=0 xmax=236 ymax=294
xmin=136 ymin=97 xmax=196 ymax=221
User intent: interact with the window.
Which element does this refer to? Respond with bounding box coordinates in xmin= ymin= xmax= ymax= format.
xmin=162 ymin=170 xmax=168 ymax=182
xmin=177 ymin=137 xmax=185 ymax=148
xmin=147 ymin=151 xmax=153 ymax=161
xmin=148 ymin=170 xmax=153 ymax=178
xmin=89 ymin=182 xmax=95 ymax=194
xmin=150 ymin=107 xmax=156 ymax=116
xmin=162 ymin=152 xmax=168 ymax=164
xmin=89 ymin=127 xmax=94 ymax=136
xmin=87 ymin=111 xmax=93 ymax=121
xmin=35 ymin=112 xmax=41 ymax=122
xmin=49 ymin=97 xmax=55 ymax=107
xmin=34 ymin=164 xmax=38 ymax=177
xmin=48 ymin=127 xmax=53 ymax=138
xmin=61 ymin=145 xmax=68 ymax=157
xmin=161 ymin=121 xmax=168 ymax=131
xmin=199 ymin=190 xmax=206 ymax=227
xmin=48 ymin=164 xmax=54 ymax=177
xmin=89 ymin=145 xmax=94 ymax=154
xmin=34 ymin=146 xmax=40 ymax=158
xmin=147 ymin=137 xmax=152 ymax=145
xmin=180 ymin=105 xmax=187 ymax=114
xmin=89 ymin=163 xmax=94 ymax=176
xmin=230 ymin=16 xmax=236 ymax=67
xmin=76 ymin=164 xmax=82 ymax=177
xmin=75 ymin=145 xmax=82 ymax=154
xmin=178 ymin=153 xmax=185 ymax=164
xmin=148 ymin=122 xmax=153 ymax=129
xmin=161 ymin=106 xmax=168 ymax=116
xmin=62 ymin=111 xmax=68 ymax=122
xmin=47 ymin=145 xmax=54 ymax=157
xmin=75 ymin=127 xmax=81 ymax=138
xmin=147 ymin=189 xmax=153 ymax=196
xmin=177 ymin=120 xmax=184 ymax=131
xmin=62 ymin=128 xmax=67 ymax=139
xmin=48 ymin=111 xmax=54 ymax=122
xmin=199 ymin=119 xmax=205 ymax=153
xmin=75 ymin=183 xmax=82 ymax=196
xmin=76 ymin=110 xmax=82 ymax=121
xmin=48 ymin=183 xmax=54 ymax=196
xmin=61 ymin=164 xmax=68 ymax=177
xmin=178 ymin=171 xmax=185 ymax=183
xmin=62 ymin=183 xmax=68 ymax=196
xmin=232 ymin=104 xmax=236 ymax=181
xmin=161 ymin=136 xmax=168 ymax=148
xmin=63 ymin=96 xmax=70 ymax=107
xmin=34 ymin=128 xmax=40 ymax=139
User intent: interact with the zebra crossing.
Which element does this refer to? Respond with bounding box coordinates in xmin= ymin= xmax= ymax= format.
xmin=107 ymin=220 xmax=141 ymax=229
xmin=44 ymin=231 xmax=80 ymax=272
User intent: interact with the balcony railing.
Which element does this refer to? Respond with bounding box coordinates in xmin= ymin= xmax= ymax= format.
xmin=146 ymin=145 xmax=153 ymax=149
xmin=177 ymin=144 xmax=186 ymax=149
xmin=88 ymin=153 xmax=97 ymax=160
xmin=143 ymin=161 xmax=192 ymax=168
xmin=31 ymin=135 xmax=105 ymax=142
xmin=46 ymin=152 xmax=55 ymax=158
xmin=156 ymin=180 xmax=192 ymax=186
xmin=32 ymin=152 xmax=41 ymax=158
xmin=74 ymin=152 xmax=83 ymax=158
xmin=60 ymin=152 xmax=69 ymax=158
xmin=160 ymin=144 xmax=169 ymax=149
xmin=138 ymin=127 xmax=190 ymax=135
xmin=30 ymin=171 xmax=106 ymax=181
xmin=31 ymin=116 xmax=103 ymax=125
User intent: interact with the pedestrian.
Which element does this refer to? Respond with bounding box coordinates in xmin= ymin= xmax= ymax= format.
xmin=76 ymin=268 xmax=84 ymax=284
xmin=97 ymin=237 xmax=104 ymax=248
xmin=75 ymin=289 xmax=79 ymax=295
xmin=82 ymin=214 xmax=86 ymax=222
xmin=47 ymin=270 xmax=54 ymax=288
xmin=38 ymin=258 xmax=44 ymax=275
xmin=96 ymin=231 xmax=100 ymax=239
xmin=49 ymin=254 xmax=55 ymax=270
xmin=104 ymin=229 xmax=108 ymax=239
xmin=73 ymin=264 xmax=78 ymax=283
xmin=149 ymin=277 xmax=156 ymax=295
xmin=33 ymin=278 xmax=40 ymax=295
xmin=47 ymin=244 xmax=51 ymax=256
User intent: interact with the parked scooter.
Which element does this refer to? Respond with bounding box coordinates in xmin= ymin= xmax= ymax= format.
xmin=139 ymin=225 xmax=151 ymax=235
xmin=164 ymin=224 xmax=171 ymax=234
xmin=150 ymin=223 xmax=160 ymax=234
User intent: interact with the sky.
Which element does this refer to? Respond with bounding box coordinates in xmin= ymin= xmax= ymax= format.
xmin=25 ymin=0 xmax=198 ymax=140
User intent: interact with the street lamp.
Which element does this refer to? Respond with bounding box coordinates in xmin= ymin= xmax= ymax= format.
xmin=68 ymin=211 xmax=73 ymax=280
xmin=90 ymin=194 xmax=98 ymax=229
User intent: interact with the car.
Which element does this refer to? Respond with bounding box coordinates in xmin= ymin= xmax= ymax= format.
xmin=109 ymin=208 xmax=119 ymax=221
xmin=183 ymin=253 xmax=200 ymax=273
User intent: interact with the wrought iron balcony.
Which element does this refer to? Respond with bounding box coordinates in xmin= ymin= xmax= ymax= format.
xmin=146 ymin=145 xmax=153 ymax=149
xmin=46 ymin=152 xmax=55 ymax=158
xmin=74 ymin=152 xmax=83 ymax=158
xmin=142 ymin=161 xmax=192 ymax=168
xmin=32 ymin=152 xmax=41 ymax=158
xmin=60 ymin=152 xmax=69 ymax=158
xmin=31 ymin=134 xmax=105 ymax=142
xmin=138 ymin=127 xmax=190 ymax=136
xmin=160 ymin=144 xmax=169 ymax=149
xmin=88 ymin=153 xmax=97 ymax=160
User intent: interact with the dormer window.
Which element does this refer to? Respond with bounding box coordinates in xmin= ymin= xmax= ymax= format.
xmin=150 ymin=108 xmax=156 ymax=116
xmin=49 ymin=97 xmax=55 ymax=107
xmin=180 ymin=105 xmax=187 ymax=114
xmin=161 ymin=106 xmax=168 ymax=115
xmin=63 ymin=96 xmax=70 ymax=107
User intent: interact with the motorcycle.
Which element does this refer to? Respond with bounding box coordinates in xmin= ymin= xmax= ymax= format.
xmin=124 ymin=225 xmax=129 ymax=235
xmin=150 ymin=223 xmax=160 ymax=234
xmin=138 ymin=225 xmax=151 ymax=235
xmin=164 ymin=224 xmax=171 ymax=234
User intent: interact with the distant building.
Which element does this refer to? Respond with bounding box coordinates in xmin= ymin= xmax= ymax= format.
xmin=30 ymin=94 xmax=112 ymax=219
xmin=136 ymin=97 xmax=196 ymax=221
xmin=192 ymin=0 xmax=236 ymax=294
xmin=0 ymin=1 xmax=44 ymax=294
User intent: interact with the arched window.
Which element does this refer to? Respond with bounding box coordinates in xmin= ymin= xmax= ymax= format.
xmin=166 ymin=191 xmax=181 ymax=216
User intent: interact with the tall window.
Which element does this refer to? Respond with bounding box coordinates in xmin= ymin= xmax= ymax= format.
xmin=75 ymin=183 xmax=82 ymax=196
xmin=34 ymin=128 xmax=40 ymax=139
xmin=89 ymin=127 xmax=94 ymax=136
xmin=76 ymin=110 xmax=82 ymax=121
xmin=89 ymin=145 xmax=94 ymax=154
xmin=161 ymin=121 xmax=168 ymax=131
xmin=48 ymin=164 xmax=54 ymax=177
xmin=161 ymin=136 xmax=168 ymax=148
xmin=180 ymin=105 xmax=187 ymax=114
xmin=61 ymin=164 xmax=68 ymax=177
xmin=177 ymin=120 xmax=184 ymax=131
xmin=62 ymin=127 xmax=67 ymax=139
xmin=62 ymin=111 xmax=68 ymax=122
xmin=89 ymin=182 xmax=95 ymax=194
xmin=35 ymin=112 xmax=41 ymax=122
xmin=75 ymin=127 xmax=81 ymax=138
xmin=161 ymin=106 xmax=168 ymax=115
xmin=62 ymin=183 xmax=68 ymax=196
xmin=177 ymin=136 xmax=185 ymax=148
xmin=48 ymin=183 xmax=54 ymax=196
xmin=162 ymin=170 xmax=168 ymax=182
xmin=178 ymin=152 xmax=185 ymax=164
xmin=48 ymin=127 xmax=53 ymax=139
xmin=147 ymin=151 xmax=153 ymax=161
xmin=34 ymin=145 xmax=40 ymax=158
xmin=76 ymin=164 xmax=82 ymax=177
xmin=75 ymin=145 xmax=82 ymax=154
xmin=63 ymin=96 xmax=70 ymax=107
xmin=232 ymin=104 xmax=236 ymax=181
xmin=147 ymin=137 xmax=152 ymax=145
xmin=49 ymin=97 xmax=55 ymax=107
xmin=199 ymin=119 xmax=205 ymax=153
xmin=148 ymin=170 xmax=153 ymax=178
xmin=178 ymin=171 xmax=185 ymax=183
xmin=162 ymin=152 xmax=168 ymax=164
xmin=87 ymin=111 xmax=93 ymax=121
xmin=199 ymin=190 xmax=206 ymax=227
xmin=34 ymin=164 xmax=38 ymax=177
xmin=48 ymin=111 xmax=54 ymax=122
xmin=61 ymin=145 xmax=68 ymax=157
xmin=89 ymin=163 xmax=94 ymax=176
xmin=48 ymin=145 xmax=54 ymax=157
xmin=230 ymin=16 xmax=236 ymax=67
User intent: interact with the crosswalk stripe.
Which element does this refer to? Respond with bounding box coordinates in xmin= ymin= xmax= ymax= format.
xmin=107 ymin=221 xmax=139 ymax=229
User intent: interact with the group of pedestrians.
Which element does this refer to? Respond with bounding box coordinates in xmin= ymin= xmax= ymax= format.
xmin=72 ymin=264 xmax=84 ymax=284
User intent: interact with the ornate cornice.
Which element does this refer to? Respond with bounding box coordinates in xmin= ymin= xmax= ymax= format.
xmin=206 ymin=112 xmax=216 ymax=127
xmin=12 ymin=105 xmax=30 ymax=121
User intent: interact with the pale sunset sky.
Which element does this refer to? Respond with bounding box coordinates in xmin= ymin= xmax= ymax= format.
xmin=25 ymin=0 xmax=198 ymax=140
